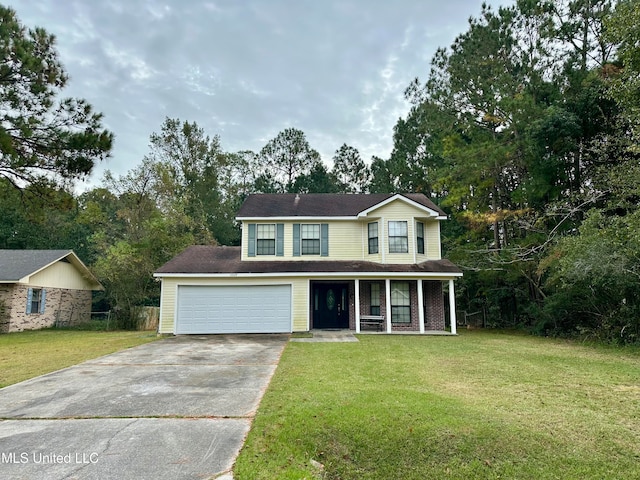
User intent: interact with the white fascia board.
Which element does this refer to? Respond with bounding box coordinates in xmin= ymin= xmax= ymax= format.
xmin=154 ymin=271 xmax=463 ymax=279
xmin=236 ymin=216 xmax=358 ymax=222
xmin=357 ymin=194 xmax=443 ymax=219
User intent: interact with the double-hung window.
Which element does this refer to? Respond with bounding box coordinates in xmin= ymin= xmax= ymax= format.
xmin=388 ymin=221 xmax=408 ymax=253
xmin=391 ymin=282 xmax=411 ymax=323
xmin=368 ymin=222 xmax=379 ymax=254
xmin=293 ymin=223 xmax=328 ymax=257
xmin=301 ymin=224 xmax=321 ymax=255
xmin=256 ymin=224 xmax=276 ymax=255
xmin=26 ymin=288 xmax=45 ymax=314
xmin=370 ymin=283 xmax=381 ymax=316
xmin=416 ymin=221 xmax=425 ymax=254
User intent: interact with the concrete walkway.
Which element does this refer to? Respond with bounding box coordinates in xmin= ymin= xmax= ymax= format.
xmin=290 ymin=329 xmax=359 ymax=342
xmin=0 ymin=334 xmax=288 ymax=480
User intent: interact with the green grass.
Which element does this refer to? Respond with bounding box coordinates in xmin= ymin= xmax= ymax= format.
xmin=0 ymin=329 xmax=159 ymax=387
xmin=235 ymin=330 xmax=640 ymax=479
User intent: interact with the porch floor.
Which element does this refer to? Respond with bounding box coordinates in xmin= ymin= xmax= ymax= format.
xmin=290 ymin=329 xmax=457 ymax=342
xmin=357 ymin=330 xmax=457 ymax=335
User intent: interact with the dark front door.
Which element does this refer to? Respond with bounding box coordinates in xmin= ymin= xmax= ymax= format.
xmin=313 ymin=283 xmax=349 ymax=329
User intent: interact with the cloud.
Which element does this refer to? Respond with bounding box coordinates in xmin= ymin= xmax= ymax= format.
xmin=14 ymin=0 xmax=512 ymax=189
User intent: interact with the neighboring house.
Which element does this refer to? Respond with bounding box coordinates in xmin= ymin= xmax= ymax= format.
xmin=154 ymin=193 xmax=463 ymax=335
xmin=0 ymin=250 xmax=103 ymax=333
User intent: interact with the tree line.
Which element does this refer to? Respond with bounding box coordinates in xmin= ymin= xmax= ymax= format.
xmin=1 ymin=1 xmax=638 ymax=342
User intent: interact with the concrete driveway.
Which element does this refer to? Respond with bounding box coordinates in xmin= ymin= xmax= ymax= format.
xmin=0 ymin=334 xmax=288 ymax=480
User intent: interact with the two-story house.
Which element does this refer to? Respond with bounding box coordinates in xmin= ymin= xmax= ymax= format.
xmin=154 ymin=193 xmax=462 ymax=335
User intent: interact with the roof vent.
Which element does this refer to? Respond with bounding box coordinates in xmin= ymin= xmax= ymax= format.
xmin=294 ymin=193 xmax=300 ymax=203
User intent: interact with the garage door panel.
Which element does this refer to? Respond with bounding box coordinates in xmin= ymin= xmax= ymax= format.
xmin=176 ymin=285 xmax=291 ymax=334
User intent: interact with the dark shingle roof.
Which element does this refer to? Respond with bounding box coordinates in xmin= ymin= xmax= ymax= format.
xmin=155 ymin=246 xmax=462 ymax=275
xmin=236 ymin=193 xmax=446 ymax=218
xmin=0 ymin=250 xmax=74 ymax=282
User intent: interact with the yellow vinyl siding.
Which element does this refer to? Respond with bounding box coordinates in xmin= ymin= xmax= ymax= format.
xmin=29 ymin=261 xmax=97 ymax=290
xmin=158 ymin=276 xmax=310 ymax=333
xmin=242 ymin=221 xmax=364 ymax=261
xmin=327 ymin=221 xmax=363 ymax=260
xmin=239 ymin=198 xmax=444 ymax=265
xmin=426 ymin=220 xmax=441 ymax=259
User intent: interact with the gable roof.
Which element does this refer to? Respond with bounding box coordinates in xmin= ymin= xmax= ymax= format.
xmin=236 ymin=193 xmax=447 ymax=219
xmin=0 ymin=250 xmax=103 ymax=289
xmin=155 ymin=246 xmax=462 ymax=277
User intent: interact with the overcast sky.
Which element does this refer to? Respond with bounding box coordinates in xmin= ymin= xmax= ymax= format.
xmin=13 ymin=0 xmax=509 ymax=190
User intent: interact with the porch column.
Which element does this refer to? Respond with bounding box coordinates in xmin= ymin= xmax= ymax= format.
xmin=449 ymin=279 xmax=457 ymax=334
xmin=355 ymin=279 xmax=361 ymax=333
xmin=385 ymin=278 xmax=392 ymax=333
xmin=417 ymin=279 xmax=425 ymax=334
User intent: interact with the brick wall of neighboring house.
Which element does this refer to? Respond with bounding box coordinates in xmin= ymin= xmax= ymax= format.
xmin=0 ymin=285 xmax=92 ymax=333
xmin=0 ymin=285 xmax=12 ymax=333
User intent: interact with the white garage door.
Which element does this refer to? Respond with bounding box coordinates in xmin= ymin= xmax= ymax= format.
xmin=176 ymin=285 xmax=292 ymax=334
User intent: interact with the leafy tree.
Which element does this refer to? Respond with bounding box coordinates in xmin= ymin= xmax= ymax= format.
xmin=368 ymin=155 xmax=395 ymax=193
xmin=605 ymin=0 xmax=640 ymax=145
xmin=291 ymin=162 xmax=342 ymax=193
xmin=0 ymin=6 xmax=112 ymax=188
xmin=331 ymin=144 xmax=369 ymax=192
xmin=146 ymin=118 xmax=223 ymax=243
xmin=258 ymin=128 xmax=321 ymax=192
xmin=538 ymin=209 xmax=640 ymax=343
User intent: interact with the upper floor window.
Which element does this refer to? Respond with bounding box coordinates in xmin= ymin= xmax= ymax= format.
xmin=368 ymin=222 xmax=378 ymax=254
xmin=416 ymin=221 xmax=425 ymax=254
xmin=388 ymin=221 xmax=408 ymax=253
xmin=293 ymin=223 xmax=329 ymax=257
xmin=256 ymin=224 xmax=276 ymax=255
xmin=301 ymin=224 xmax=321 ymax=255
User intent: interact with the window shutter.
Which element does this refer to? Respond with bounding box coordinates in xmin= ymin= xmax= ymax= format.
xmin=248 ymin=224 xmax=256 ymax=257
xmin=276 ymin=223 xmax=284 ymax=256
xmin=40 ymin=289 xmax=46 ymax=314
xmin=26 ymin=288 xmax=33 ymax=314
xmin=293 ymin=224 xmax=300 ymax=256
xmin=321 ymin=223 xmax=329 ymax=257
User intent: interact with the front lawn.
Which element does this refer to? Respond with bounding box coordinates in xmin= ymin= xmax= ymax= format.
xmin=235 ymin=331 xmax=640 ymax=479
xmin=0 ymin=329 xmax=159 ymax=387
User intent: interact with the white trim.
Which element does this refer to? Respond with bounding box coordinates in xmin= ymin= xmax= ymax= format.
xmin=449 ymin=279 xmax=457 ymax=335
xmin=385 ymin=279 xmax=392 ymax=333
xmin=417 ymin=279 xmax=425 ymax=334
xmin=155 ymin=271 xmax=463 ymax=279
xmin=357 ymin=194 xmax=443 ymax=218
xmin=355 ymin=279 xmax=361 ymax=333
xmin=238 ymin=215 xmax=358 ymax=221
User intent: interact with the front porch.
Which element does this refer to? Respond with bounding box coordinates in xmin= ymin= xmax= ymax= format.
xmin=309 ymin=278 xmax=459 ymax=335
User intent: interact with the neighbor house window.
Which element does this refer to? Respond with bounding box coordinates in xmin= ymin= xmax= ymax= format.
xmin=388 ymin=221 xmax=408 ymax=253
xmin=416 ymin=221 xmax=425 ymax=254
xmin=370 ymin=283 xmax=381 ymax=316
xmin=391 ymin=282 xmax=411 ymax=323
xmin=256 ymin=224 xmax=276 ymax=255
xmin=368 ymin=222 xmax=378 ymax=254
xmin=26 ymin=288 xmax=45 ymax=314
xmin=301 ymin=224 xmax=321 ymax=255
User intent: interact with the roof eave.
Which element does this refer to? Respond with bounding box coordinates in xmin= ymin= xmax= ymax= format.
xmin=356 ymin=194 xmax=445 ymax=218
xmin=236 ymin=215 xmax=360 ymax=222
xmin=154 ymin=271 xmax=463 ymax=279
